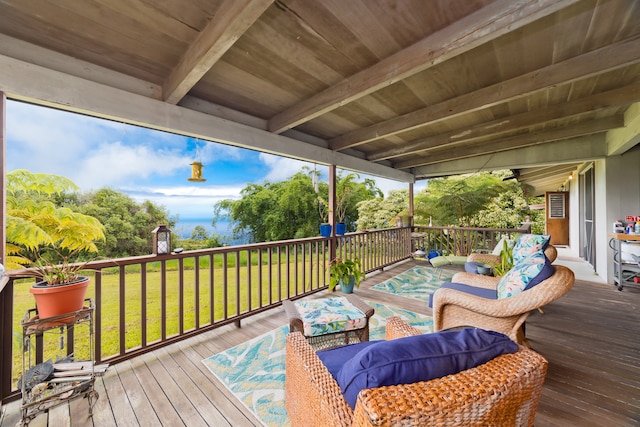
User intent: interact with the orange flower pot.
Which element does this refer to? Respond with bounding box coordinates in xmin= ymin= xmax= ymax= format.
xmin=30 ymin=276 xmax=90 ymax=319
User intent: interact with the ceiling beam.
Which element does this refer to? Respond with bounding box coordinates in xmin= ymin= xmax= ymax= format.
xmin=413 ymin=135 xmax=607 ymax=179
xmin=267 ymin=0 xmax=580 ymax=134
xmin=518 ymin=165 xmax=579 ymax=181
xmin=368 ymin=82 xmax=640 ymax=162
xmin=0 ymin=53 xmax=413 ymax=183
xmin=331 ymin=35 xmax=640 ymax=151
xmin=607 ymin=102 xmax=640 ymax=156
xmin=163 ymin=0 xmax=274 ymax=104
xmin=395 ymin=116 xmax=623 ymax=169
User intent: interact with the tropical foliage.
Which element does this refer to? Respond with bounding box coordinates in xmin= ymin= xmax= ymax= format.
xmin=328 ymin=257 xmax=365 ymax=292
xmin=6 ymin=170 xmax=106 ymax=283
xmin=214 ymin=168 xmax=382 ymax=242
xmin=356 ymin=189 xmax=410 ymax=230
xmin=75 ymin=188 xmax=175 ymax=258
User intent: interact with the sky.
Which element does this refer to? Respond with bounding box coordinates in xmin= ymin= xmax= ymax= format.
xmin=6 ymin=100 xmax=425 ymax=235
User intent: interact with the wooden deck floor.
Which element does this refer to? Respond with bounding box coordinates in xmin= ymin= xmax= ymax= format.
xmin=2 ymin=259 xmax=639 ymax=427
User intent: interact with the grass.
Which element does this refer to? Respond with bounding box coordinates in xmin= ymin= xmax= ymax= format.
xmin=11 ymin=252 xmax=329 ymax=387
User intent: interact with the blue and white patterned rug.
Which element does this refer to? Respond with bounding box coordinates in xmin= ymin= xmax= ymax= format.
xmin=370 ymin=265 xmax=453 ymax=301
xmin=202 ymin=302 xmax=432 ymax=427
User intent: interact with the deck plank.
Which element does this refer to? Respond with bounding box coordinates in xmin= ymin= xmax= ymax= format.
xmin=3 ymin=259 xmax=639 ymax=426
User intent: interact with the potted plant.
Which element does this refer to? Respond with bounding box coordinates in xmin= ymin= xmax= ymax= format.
xmin=317 ymin=196 xmax=332 ymax=237
xmin=6 ymin=170 xmax=106 ymax=319
xmin=329 ymin=258 xmax=366 ymax=294
xmin=334 ymin=186 xmax=350 ymax=235
xmin=488 ymin=239 xmax=514 ymax=276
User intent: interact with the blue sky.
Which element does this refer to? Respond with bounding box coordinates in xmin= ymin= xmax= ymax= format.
xmin=6 ymin=100 xmax=422 ymax=231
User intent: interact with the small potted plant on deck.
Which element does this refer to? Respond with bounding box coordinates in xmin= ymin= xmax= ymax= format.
xmin=6 ymin=170 xmax=106 ymax=319
xmin=329 ymin=258 xmax=366 ymax=294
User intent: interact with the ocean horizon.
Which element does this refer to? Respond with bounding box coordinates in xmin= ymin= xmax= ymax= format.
xmin=173 ymin=218 xmax=249 ymax=245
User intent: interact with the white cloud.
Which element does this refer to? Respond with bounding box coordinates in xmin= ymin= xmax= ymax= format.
xmin=74 ymin=141 xmax=191 ymax=190
xmin=259 ymin=152 xmax=316 ymax=182
xmin=125 ymin=183 xmax=246 ymax=219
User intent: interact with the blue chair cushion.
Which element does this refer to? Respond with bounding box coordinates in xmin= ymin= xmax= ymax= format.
xmin=429 ymin=281 xmax=498 ymax=308
xmin=317 ymin=340 xmax=380 ymax=374
xmin=496 ymin=251 xmax=554 ymax=298
xmin=323 ymin=328 xmax=518 ymax=409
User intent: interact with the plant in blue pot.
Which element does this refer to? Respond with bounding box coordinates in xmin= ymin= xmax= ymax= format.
xmin=328 ymin=258 xmax=365 ymax=294
xmin=317 ymin=196 xmax=332 ymax=237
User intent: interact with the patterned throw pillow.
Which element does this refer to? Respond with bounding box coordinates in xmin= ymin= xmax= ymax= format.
xmin=512 ymin=234 xmax=550 ymax=264
xmin=496 ymin=251 xmax=553 ymax=299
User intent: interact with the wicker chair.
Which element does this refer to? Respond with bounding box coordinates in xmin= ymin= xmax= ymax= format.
xmin=285 ymin=316 xmax=548 ymax=427
xmin=432 ymin=265 xmax=575 ymax=343
xmin=468 ymin=244 xmax=558 ymax=265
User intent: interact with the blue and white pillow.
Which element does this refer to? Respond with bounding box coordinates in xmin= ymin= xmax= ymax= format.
xmin=512 ymin=234 xmax=550 ymax=264
xmin=496 ymin=251 xmax=553 ymax=299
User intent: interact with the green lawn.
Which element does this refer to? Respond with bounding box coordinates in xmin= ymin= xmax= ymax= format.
xmin=12 ymin=252 xmax=329 ymax=386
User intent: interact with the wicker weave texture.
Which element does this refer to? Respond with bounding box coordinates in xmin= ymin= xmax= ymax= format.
xmin=283 ymin=294 xmax=375 ymax=351
xmin=433 ymin=265 xmax=575 ymax=342
xmin=285 ymin=318 xmax=548 ymax=427
xmin=467 ymin=244 xmax=558 ymax=265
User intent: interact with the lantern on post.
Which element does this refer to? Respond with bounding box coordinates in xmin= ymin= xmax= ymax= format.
xmin=152 ymin=225 xmax=171 ymax=255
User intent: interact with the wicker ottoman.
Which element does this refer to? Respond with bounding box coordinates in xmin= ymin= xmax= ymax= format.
xmin=282 ymin=294 xmax=375 ymax=351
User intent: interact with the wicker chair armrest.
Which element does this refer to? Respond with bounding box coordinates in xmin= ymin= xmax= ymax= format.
xmin=285 ymin=332 xmax=353 ymax=427
xmin=352 ymin=347 xmax=548 ymax=427
xmin=436 ymin=266 xmax=576 ymax=320
xmin=344 ymin=294 xmax=375 ymax=318
xmin=545 ymin=245 xmax=558 ymax=263
xmin=385 ymin=316 xmax=422 ymax=340
xmin=282 ymin=299 xmax=304 ymax=333
xmin=467 ymin=253 xmax=500 ymax=265
xmin=450 ymin=272 xmax=500 ymax=289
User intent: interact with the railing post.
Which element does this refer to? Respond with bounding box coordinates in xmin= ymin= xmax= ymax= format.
xmin=0 ymin=278 xmax=13 ymax=402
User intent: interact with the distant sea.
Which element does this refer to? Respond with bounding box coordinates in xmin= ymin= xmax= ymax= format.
xmin=173 ymin=218 xmax=249 ymax=245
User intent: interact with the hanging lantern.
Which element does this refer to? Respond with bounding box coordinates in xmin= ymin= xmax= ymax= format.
xmin=187 ymin=141 xmax=206 ymax=182
xmin=152 ymin=225 xmax=172 ymax=255
xmin=188 ymin=161 xmax=206 ymax=182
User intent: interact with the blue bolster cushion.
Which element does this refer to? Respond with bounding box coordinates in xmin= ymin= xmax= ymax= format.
xmin=428 ymin=281 xmax=498 ymax=308
xmin=319 ymin=328 xmax=518 ymax=409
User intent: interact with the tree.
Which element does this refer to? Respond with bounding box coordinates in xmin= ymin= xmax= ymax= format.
xmin=190 ymin=225 xmax=208 ymax=241
xmin=415 ymin=173 xmax=505 ymax=227
xmin=214 ymin=168 xmax=382 ymax=242
xmin=76 ymin=188 xmax=174 ymax=258
xmin=356 ymin=189 xmax=409 ymax=230
xmin=6 ymin=170 xmax=106 ymax=271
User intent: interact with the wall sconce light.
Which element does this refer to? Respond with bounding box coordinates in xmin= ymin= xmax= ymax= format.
xmin=152 ymin=224 xmax=172 ymax=255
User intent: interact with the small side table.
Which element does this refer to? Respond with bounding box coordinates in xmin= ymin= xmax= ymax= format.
xmin=283 ymin=294 xmax=375 ymax=351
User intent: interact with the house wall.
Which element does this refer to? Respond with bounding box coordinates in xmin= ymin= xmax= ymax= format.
xmin=603 ymin=146 xmax=640 ymax=283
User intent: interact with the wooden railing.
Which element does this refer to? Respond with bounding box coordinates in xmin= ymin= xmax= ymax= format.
xmin=0 ymin=227 xmax=413 ymax=402
xmin=0 ymin=224 xmax=530 ymax=402
xmin=410 ymin=225 xmax=531 ymax=256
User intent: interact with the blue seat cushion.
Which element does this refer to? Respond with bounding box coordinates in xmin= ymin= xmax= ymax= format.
xmin=428 ymin=281 xmax=498 ymax=308
xmin=322 ymin=328 xmax=517 ymax=409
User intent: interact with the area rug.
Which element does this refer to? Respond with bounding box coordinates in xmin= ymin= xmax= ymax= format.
xmin=370 ymin=265 xmax=454 ymax=301
xmin=202 ymin=302 xmax=432 ymax=427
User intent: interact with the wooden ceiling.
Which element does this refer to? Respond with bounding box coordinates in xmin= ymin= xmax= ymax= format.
xmin=1 ymin=0 xmax=639 ymax=195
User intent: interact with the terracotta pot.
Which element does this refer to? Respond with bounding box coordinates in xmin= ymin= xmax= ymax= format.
xmin=30 ymin=276 xmax=90 ymax=319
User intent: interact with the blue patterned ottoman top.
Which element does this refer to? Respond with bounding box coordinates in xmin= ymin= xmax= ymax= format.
xmin=295 ymin=296 xmax=367 ymax=337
